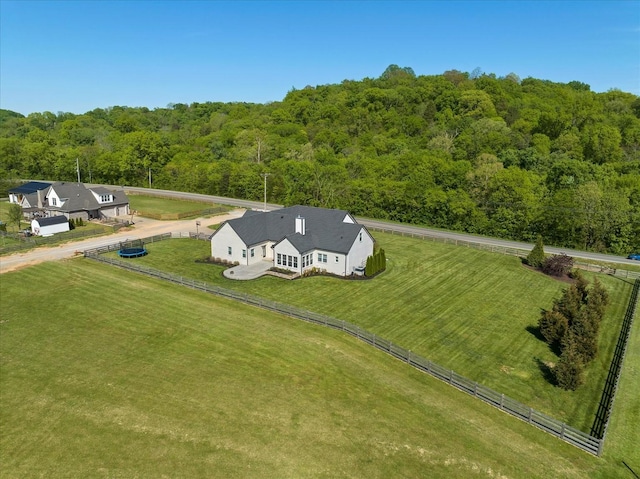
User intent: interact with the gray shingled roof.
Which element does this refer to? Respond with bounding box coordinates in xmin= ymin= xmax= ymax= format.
xmin=46 ymin=182 xmax=128 ymax=213
xmin=222 ymin=205 xmax=364 ymax=254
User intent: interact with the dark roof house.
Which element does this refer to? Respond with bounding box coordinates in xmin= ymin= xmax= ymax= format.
xmin=211 ymin=205 xmax=375 ymax=278
xmin=10 ymin=181 xmax=130 ymax=220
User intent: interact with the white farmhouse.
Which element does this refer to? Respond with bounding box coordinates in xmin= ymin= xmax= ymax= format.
xmin=211 ymin=206 xmax=375 ymax=277
xmin=9 ymin=181 xmax=129 ymax=221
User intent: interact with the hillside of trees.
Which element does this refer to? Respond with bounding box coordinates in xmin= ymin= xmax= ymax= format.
xmin=1 ymin=66 xmax=639 ymax=254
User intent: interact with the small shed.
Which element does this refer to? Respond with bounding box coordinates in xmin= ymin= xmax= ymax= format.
xmin=31 ymin=216 xmax=70 ymax=237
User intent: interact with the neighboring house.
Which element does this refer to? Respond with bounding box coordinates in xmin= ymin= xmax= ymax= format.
xmin=211 ymin=205 xmax=375 ymax=277
xmin=10 ymin=181 xmax=129 ymax=221
xmin=8 ymin=181 xmax=51 ymax=206
xmin=31 ymin=216 xmax=70 ymax=237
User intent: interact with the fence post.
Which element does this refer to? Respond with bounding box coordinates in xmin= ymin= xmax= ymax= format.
xmin=527 ymin=408 xmax=533 ymax=423
xmin=407 ymin=350 xmax=411 ymax=364
xmin=500 ymin=394 xmax=505 ymax=409
xmin=560 ymin=423 xmax=566 ymax=439
xmin=597 ymin=438 xmax=604 ymax=457
xmin=473 ymin=383 xmax=478 ymax=397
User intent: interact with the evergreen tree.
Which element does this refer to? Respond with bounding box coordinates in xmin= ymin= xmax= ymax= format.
xmin=586 ymin=278 xmax=609 ymax=319
xmin=538 ymin=310 xmax=568 ymax=346
xmin=365 ymin=256 xmax=373 ymax=277
xmin=527 ymin=235 xmax=545 ymax=268
xmin=555 ymin=345 xmax=585 ymax=391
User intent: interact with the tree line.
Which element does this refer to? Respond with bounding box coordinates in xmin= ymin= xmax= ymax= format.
xmin=538 ymin=273 xmax=609 ymax=390
xmin=1 ymin=65 xmax=639 ymax=254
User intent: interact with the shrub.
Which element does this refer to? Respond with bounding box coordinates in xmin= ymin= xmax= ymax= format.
xmin=68 ymin=219 xmax=75 ymax=230
xmin=365 ymin=256 xmax=372 ymax=276
xmin=542 ymin=254 xmax=574 ymax=277
xmin=527 ymin=235 xmax=545 ymax=268
xmin=365 ymin=248 xmax=387 ymax=277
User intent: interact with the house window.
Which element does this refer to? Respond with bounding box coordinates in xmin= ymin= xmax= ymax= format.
xmin=302 ymin=256 xmax=306 ymax=268
xmin=228 ymin=247 xmax=232 ymax=255
xmin=251 ymin=249 xmax=255 ymax=257
xmin=310 ymin=254 xmax=313 ymax=265
xmin=318 ymin=253 xmax=327 ymax=263
xmin=100 ymin=194 xmax=111 ymax=202
xmin=322 ymin=254 xmax=327 ymax=263
xmin=335 ymin=256 xmax=339 ymax=263
xmin=51 ymin=198 xmax=57 ymax=206
xmin=277 ymin=253 xmax=281 ymax=265
xmin=359 ymin=232 xmax=362 ymax=242
xmin=242 ymin=249 xmax=246 ymax=258
xmin=293 ymin=257 xmax=298 ymax=268
xmin=288 ymin=255 xmax=292 ymax=267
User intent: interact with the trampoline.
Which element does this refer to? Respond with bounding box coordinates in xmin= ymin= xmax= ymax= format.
xmin=118 ymin=240 xmax=148 ymax=258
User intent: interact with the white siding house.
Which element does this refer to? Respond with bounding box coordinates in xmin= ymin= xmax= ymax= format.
xmin=9 ymin=181 xmax=129 ymax=221
xmin=211 ymin=205 xmax=375 ymax=277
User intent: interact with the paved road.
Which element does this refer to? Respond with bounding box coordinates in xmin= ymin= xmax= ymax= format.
xmin=0 ymin=209 xmax=244 ymax=274
xmin=119 ymin=185 xmax=639 ymax=267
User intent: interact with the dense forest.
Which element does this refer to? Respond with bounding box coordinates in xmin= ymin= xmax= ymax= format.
xmin=1 ymin=66 xmax=639 ymax=254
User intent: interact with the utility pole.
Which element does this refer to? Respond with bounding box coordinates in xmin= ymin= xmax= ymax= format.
xmin=149 ymin=167 xmax=152 ymax=188
xmin=260 ymin=173 xmax=271 ymax=212
xmin=76 ymin=158 xmax=81 ymax=183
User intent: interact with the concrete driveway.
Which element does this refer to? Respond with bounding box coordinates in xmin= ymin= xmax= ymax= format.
xmin=223 ymin=260 xmax=273 ymax=280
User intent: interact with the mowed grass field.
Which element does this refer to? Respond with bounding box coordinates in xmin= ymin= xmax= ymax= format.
xmin=2 ymin=259 xmax=638 ymax=478
xmin=128 ymin=194 xmax=228 ymax=218
xmin=105 ymin=234 xmax=635 ymax=433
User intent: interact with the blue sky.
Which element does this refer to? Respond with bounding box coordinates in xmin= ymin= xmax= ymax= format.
xmin=1 ymin=0 xmax=638 ymax=115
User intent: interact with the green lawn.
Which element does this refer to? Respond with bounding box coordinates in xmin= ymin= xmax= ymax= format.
xmin=3 ymin=259 xmax=636 ymax=478
xmin=597 ymin=312 xmax=640 ymax=478
xmin=0 ymin=200 xmax=29 ymax=232
xmin=105 ymin=235 xmax=634 ymax=432
xmin=128 ymin=194 xmax=229 ymax=219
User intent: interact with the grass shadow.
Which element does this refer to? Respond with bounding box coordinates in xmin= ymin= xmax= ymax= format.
xmin=526 ymin=324 xmax=545 ymax=342
xmin=526 ymin=321 xmax=563 ymax=356
xmin=534 ymin=357 xmax=557 ymax=386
